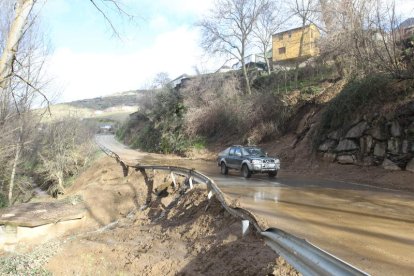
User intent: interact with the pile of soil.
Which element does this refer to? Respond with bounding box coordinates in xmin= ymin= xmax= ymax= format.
xmin=0 ymin=156 xmax=298 ymax=275
xmin=46 ymin=189 xmax=292 ymax=275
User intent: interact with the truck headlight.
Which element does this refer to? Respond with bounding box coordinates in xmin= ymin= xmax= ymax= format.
xmin=251 ymin=159 xmax=261 ymax=164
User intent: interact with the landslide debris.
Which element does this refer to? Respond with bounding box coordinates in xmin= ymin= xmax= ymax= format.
xmin=0 ymin=156 xmax=298 ymax=275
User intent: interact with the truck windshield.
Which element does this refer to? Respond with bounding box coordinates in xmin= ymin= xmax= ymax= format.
xmin=242 ymin=148 xmax=266 ymax=156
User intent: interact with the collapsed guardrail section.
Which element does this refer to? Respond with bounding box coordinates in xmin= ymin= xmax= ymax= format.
xmin=96 ymin=140 xmax=369 ymax=276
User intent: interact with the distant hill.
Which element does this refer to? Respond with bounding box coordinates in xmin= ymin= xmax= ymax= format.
xmin=42 ymin=90 xmax=150 ymax=122
xmin=65 ymin=90 xmax=147 ymax=110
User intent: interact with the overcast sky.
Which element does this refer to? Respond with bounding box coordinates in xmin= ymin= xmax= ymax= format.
xmin=41 ymin=0 xmax=414 ymax=103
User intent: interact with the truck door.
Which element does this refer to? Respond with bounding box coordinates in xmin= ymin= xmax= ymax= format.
xmin=227 ymin=147 xmax=236 ymax=168
xmin=233 ymin=147 xmax=244 ymax=169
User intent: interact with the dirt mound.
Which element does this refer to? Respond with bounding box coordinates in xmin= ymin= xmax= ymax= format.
xmin=0 ymin=156 xmax=297 ymax=275
xmin=47 ymin=188 xmax=290 ymax=275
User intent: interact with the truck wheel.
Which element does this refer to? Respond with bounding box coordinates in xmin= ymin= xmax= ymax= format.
xmin=242 ymin=164 xmax=251 ymax=178
xmin=268 ymin=171 xmax=277 ymax=178
xmin=221 ymin=162 xmax=228 ymax=175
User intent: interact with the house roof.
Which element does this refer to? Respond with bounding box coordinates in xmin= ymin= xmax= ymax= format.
xmin=400 ymin=18 xmax=414 ymax=29
xmin=272 ymin=23 xmax=319 ymax=36
xmin=171 ymin=74 xmax=190 ymax=82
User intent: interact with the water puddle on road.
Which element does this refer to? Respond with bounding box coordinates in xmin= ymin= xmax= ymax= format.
xmin=219 ymin=183 xmax=414 ymax=276
xmin=253 ymin=190 xmax=280 ymax=203
xmin=98 ymin=135 xmax=414 ymax=275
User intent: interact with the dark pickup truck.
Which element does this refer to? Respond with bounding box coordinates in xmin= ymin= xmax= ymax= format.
xmin=217 ymin=145 xmax=280 ymax=178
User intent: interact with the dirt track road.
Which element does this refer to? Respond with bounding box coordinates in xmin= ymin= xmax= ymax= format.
xmin=97 ymin=135 xmax=414 ymax=276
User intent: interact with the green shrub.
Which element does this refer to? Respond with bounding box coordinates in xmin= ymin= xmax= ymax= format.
xmin=0 ymin=193 xmax=7 ymax=208
xmin=252 ymin=64 xmax=337 ymax=93
xmin=192 ymin=137 xmax=206 ymax=150
xmin=159 ymin=132 xmax=190 ymax=154
xmin=301 ymin=85 xmax=322 ymax=95
xmin=115 ymin=124 xmax=127 ymax=141
xmin=319 ymin=75 xmax=390 ymax=131
xmin=130 ymin=124 xmax=161 ymax=152
xmin=121 ymin=87 xmax=191 ymax=155
xmin=313 ymin=74 xmax=412 ymax=149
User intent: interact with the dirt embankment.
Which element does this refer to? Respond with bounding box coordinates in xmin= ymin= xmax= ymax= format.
xmin=263 ymin=79 xmax=414 ymax=192
xmin=1 ymin=156 xmax=298 ymax=275
xmin=189 ymin=80 xmax=414 ymax=193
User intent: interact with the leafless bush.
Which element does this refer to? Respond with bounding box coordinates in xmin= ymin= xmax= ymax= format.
xmin=182 ymin=73 xmax=293 ymax=143
xmin=318 ymin=0 xmax=411 ymax=79
xmin=36 ymin=118 xmax=96 ymax=196
xmin=137 ymin=90 xmax=158 ymax=115
xmin=246 ymin=93 xmax=293 ymax=143
xmin=183 ymin=73 xmax=247 ymax=139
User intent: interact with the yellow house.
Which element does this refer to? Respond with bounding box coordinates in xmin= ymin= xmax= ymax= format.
xmin=272 ymin=24 xmax=320 ymax=63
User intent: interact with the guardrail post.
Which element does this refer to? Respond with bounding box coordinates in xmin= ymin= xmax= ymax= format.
xmin=120 ymin=161 xmax=129 ymax=177
xmin=170 ymin=172 xmax=177 ymax=189
xmin=189 ymin=177 xmax=194 ymax=189
xmin=139 ymin=168 xmax=154 ymax=205
xmin=242 ymin=220 xmax=250 ymax=236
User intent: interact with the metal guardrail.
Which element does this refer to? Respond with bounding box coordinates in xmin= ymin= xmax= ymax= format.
xmin=262 ymin=229 xmax=367 ymax=276
xmin=96 ymin=139 xmax=369 ymax=276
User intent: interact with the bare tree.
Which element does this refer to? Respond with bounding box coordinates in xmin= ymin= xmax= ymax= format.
xmin=0 ymin=0 xmax=135 ymax=204
xmin=0 ymin=0 xmax=134 ymax=97
xmin=0 ymin=0 xmax=36 ymax=93
xmin=371 ymin=0 xmax=407 ymax=78
xmin=288 ymin=0 xmax=319 ymax=87
xmin=199 ymin=0 xmax=269 ymax=95
xmin=38 ymin=118 xmax=95 ymax=196
xmin=88 ymin=0 xmax=135 ymax=38
xmin=319 ymin=0 xmax=344 ymax=77
xmin=0 ymin=2 xmax=47 ymax=205
xmin=152 ymin=72 xmax=171 ymax=89
xmin=318 ymin=0 xmax=409 ymax=79
xmin=253 ymin=0 xmax=284 ymax=75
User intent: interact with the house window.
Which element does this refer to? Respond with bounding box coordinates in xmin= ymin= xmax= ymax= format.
xmin=278 ymin=47 xmax=286 ymax=54
xmin=288 ymin=31 xmax=292 ymax=38
xmin=278 ymin=34 xmax=283 ymax=40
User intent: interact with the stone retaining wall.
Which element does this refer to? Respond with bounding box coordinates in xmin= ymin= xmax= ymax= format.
xmin=317 ymin=101 xmax=414 ymax=172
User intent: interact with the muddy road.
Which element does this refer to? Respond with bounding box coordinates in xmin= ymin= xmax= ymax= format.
xmin=97 ymin=135 xmax=414 ymax=275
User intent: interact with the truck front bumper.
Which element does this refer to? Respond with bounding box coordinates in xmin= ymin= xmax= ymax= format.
xmin=250 ymin=163 xmax=280 ymax=172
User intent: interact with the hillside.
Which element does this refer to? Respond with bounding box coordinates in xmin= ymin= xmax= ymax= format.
xmin=66 ymin=90 xmax=146 ymax=110
xmin=117 ymin=71 xmax=414 ymax=188
xmin=41 ymin=90 xmax=148 ymax=122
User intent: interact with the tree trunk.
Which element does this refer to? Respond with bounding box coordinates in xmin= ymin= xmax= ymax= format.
xmin=294 ymin=23 xmax=306 ymax=89
xmin=319 ymin=0 xmax=344 ymax=78
xmin=0 ymin=0 xmax=35 ymax=91
xmin=333 ymin=55 xmax=344 ymax=78
xmin=8 ymin=143 xmax=21 ymax=205
xmin=266 ymin=56 xmax=271 ymax=75
xmin=242 ymin=62 xmax=252 ymax=95
xmin=57 ymin=174 xmax=65 ymax=195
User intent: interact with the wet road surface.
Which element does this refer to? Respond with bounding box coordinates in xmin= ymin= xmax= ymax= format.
xmin=97 ymin=135 xmax=414 ymax=275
